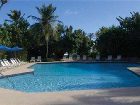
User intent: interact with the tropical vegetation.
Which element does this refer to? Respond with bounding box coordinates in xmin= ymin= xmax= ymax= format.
xmin=0 ymin=4 xmax=94 ymax=61
xmin=96 ymin=12 xmax=140 ymax=58
xmin=0 ymin=3 xmax=140 ymax=61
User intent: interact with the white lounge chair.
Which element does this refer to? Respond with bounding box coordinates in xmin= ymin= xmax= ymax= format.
xmin=69 ymin=55 xmax=73 ymax=61
xmin=12 ymin=58 xmax=20 ymax=65
xmin=77 ymin=55 xmax=80 ymax=60
xmin=13 ymin=58 xmax=19 ymax=63
xmin=16 ymin=58 xmax=26 ymax=65
xmin=30 ymin=57 xmax=35 ymax=62
xmin=0 ymin=60 xmax=7 ymax=70
xmin=0 ymin=60 xmax=11 ymax=69
xmin=83 ymin=55 xmax=87 ymax=60
xmin=116 ymin=55 xmax=122 ymax=60
xmin=96 ymin=55 xmax=100 ymax=60
xmin=63 ymin=52 xmax=69 ymax=60
xmin=36 ymin=56 xmax=41 ymax=62
xmin=16 ymin=58 xmax=20 ymax=62
xmin=3 ymin=59 xmax=15 ymax=67
xmin=10 ymin=58 xmax=19 ymax=66
xmin=14 ymin=58 xmax=23 ymax=65
xmin=14 ymin=58 xmax=20 ymax=64
xmin=107 ymin=55 xmax=112 ymax=60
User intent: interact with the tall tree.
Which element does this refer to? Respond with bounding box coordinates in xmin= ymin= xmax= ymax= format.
xmin=6 ymin=10 xmax=30 ymax=47
xmin=0 ymin=22 xmax=11 ymax=46
xmin=29 ymin=23 xmax=44 ymax=46
xmin=116 ymin=12 xmax=140 ymax=57
xmin=49 ymin=23 xmax=65 ymax=58
xmin=73 ymin=29 xmax=93 ymax=56
xmin=29 ymin=4 xmax=59 ymax=60
xmin=96 ymin=26 xmax=125 ymax=57
xmin=96 ymin=12 xmax=140 ymax=57
xmin=63 ymin=26 xmax=75 ymax=54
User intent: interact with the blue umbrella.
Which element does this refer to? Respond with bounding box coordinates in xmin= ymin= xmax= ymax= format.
xmin=10 ymin=46 xmax=23 ymax=52
xmin=8 ymin=46 xmax=23 ymax=58
xmin=0 ymin=45 xmax=11 ymax=51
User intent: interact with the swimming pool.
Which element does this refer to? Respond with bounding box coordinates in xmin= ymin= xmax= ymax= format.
xmin=0 ymin=63 xmax=140 ymax=92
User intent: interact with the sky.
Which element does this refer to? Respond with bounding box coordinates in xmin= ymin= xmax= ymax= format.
xmin=0 ymin=0 xmax=140 ymax=33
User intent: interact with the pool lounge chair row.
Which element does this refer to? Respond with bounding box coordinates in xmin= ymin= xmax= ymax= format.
xmin=90 ymin=55 xmax=122 ymax=61
xmin=68 ymin=55 xmax=122 ymax=61
xmin=0 ymin=58 xmax=25 ymax=71
xmin=107 ymin=55 xmax=121 ymax=60
xmin=88 ymin=55 xmax=121 ymax=61
xmin=30 ymin=56 xmax=41 ymax=62
xmin=97 ymin=55 xmax=122 ymax=61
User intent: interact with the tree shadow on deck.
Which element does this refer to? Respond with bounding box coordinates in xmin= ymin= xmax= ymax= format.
xmin=49 ymin=88 xmax=140 ymax=105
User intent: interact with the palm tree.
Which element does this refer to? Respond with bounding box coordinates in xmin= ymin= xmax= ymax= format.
xmin=6 ymin=10 xmax=22 ymax=46
xmin=7 ymin=10 xmax=22 ymax=22
xmin=6 ymin=10 xmax=29 ymax=47
xmin=0 ymin=0 xmax=7 ymax=10
xmin=29 ymin=4 xmax=60 ymax=60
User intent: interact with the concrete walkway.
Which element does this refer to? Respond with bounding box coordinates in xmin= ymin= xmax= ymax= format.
xmin=128 ymin=67 xmax=140 ymax=76
xmin=1 ymin=63 xmax=35 ymax=77
xmin=0 ymin=87 xmax=140 ymax=105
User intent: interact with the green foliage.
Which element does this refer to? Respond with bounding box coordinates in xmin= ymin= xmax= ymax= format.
xmin=0 ymin=23 xmax=11 ymax=46
xmin=1 ymin=3 xmax=140 ymax=60
xmin=0 ymin=4 xmax=94 ymax=61
xmin=73 ymin=29 xmax=93 ymax=56
xmin=29 ymin=23 xmax=44 ymax=46
xmin=5 ymin=10 xmax=30 ymax=48
xmin=48 ymin=24 xmax=93 ymax=58
xmin=0 ymin=10 xmax=30 ymax=60
xmin=29 ymin=4 xmax=59 ymax=59
xmin=96 ymin=12 xmax=140 ymax=57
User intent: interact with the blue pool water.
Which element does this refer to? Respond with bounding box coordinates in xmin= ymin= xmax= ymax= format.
xmin=0 ymin=63 xmax=140 ymax=92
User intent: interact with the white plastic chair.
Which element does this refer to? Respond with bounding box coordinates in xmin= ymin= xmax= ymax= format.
xmin=36 ymin=56 xmax=41 ymax=62
xmin=30 ymin=57 xmax=35 ymax=62
xmin=83 ymin=55 xmax=87 ymax=60
xmin=10 ymin=58 xmax=19 ymax=66
xmin=3 ymin=59 xmax=15 ymax=67
xmin=116 ymin=55 xmax=122 ymax=60
xmin=16 ymin=58 xmax=26 ymax=65
xmin=0 ymin=60 xmax=11 ymax=69
xmin=107 ymin=55 xmax=112 ymax=60
xmin=0 ymin=60 xmax=7 ymax=70
xmin=69 ymin=55 xmax=73 ymax=61
xmin=96 ymin=55 xmax=100 ymax=60
xmin=77 ymin=55 xmax=80 ymax=60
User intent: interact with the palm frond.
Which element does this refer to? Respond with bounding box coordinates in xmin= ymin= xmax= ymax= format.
xmin=5 ymin=19 xmax=13 ymax=23
xmin=28 ymin=15 xmax=41 ymax=21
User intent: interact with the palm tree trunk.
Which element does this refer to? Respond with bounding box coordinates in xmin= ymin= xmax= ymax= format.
xmin=46 ymin=38 xmax=49 ymax=60
xmin=42 ymin=25 xmax=49 ymax=61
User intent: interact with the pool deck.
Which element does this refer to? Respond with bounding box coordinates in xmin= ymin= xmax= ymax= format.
xmin=0 ymin=87 xmax=140 ymax=105
xmin=0 ymin=62 xmax=140 ymax=105
xmin=0 ymin=63 xmax=35 ymax=77
xmin=128 ymin=67 xmax=140 ymax=76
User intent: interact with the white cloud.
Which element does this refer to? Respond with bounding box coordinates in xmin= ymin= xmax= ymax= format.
xmin=65 ymin=10 xmax=78 ymax=15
